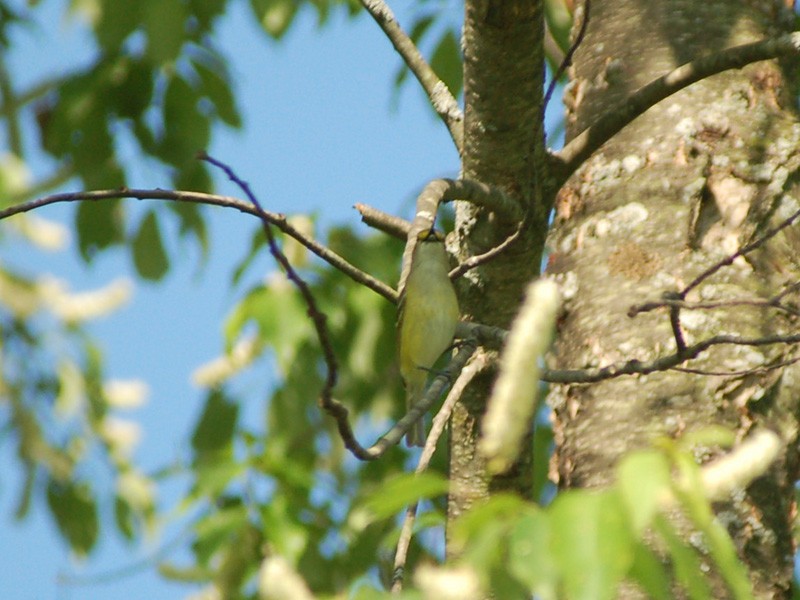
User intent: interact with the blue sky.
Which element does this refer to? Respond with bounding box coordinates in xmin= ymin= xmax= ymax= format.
xmin=0 ymin=2 xmax=463 ymax=599
xmin=0 ymin=2 xmax=565 ymax=598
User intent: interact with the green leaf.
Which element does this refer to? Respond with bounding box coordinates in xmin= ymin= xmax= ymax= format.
xmin=159 ymin=75 xmax=209 ymax=165
xmin=191 ymin=390 xmax=239 ymax=454
xmin=616 ymin=449 xmax=671 ymax=535
xmin=75 ymin=198 xmax=124 ymax=261
xmin=550 ymin=490 xmax=633 ymax=600
xmin=46 ymin=479 xmax=99 ymax=556
xmin=173 ymin=157 xmax=213 ymax=193
xmin=96 ymin=0 xmax=140 ymax=51
xmin=193 ymin=504 xmax=250 ymax=564
xmin=653 ymin=515 xmax=712 ymax=600
xmin=509 ymin=510 xmax=557 ymax=600
xmin=114 ymin=494 xmax=136 ymax=541
xmin=108 ymin=57 xmax=154 ymax=120
xmin=356 ymin=472 xmax=449 ymax=522
xmin=250 ymin=0 xmax=299 ymax=39
xmin=132 ymin=211 xmax=170 ymax=280
xmin=192 ymin=59 xmax=242 ymax=128
xmin=430 ymin=28 xmax=462 ymax=99
xmin=628 ymin=542 xmax=672 ymax=600
xmin=224 ymin=282 xmax=310 ymax=371
xmin=168 ymin=201 xmax=209 ymax=258
xmin=143 ymin=0 xmax=187 ymax=63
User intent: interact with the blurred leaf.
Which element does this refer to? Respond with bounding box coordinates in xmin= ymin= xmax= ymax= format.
xmin=193 ymin=504 xmax=250 ymax=564
xmin=191 ymin=390 xmax=239 ymax=454
xmin=174 ymin=158 xmax=213 ymax=192
xmin=192 ymin=58 xmax=242 ymax=128
xmin=188 ymin=0 xmax=228 ymax=33
xmin=46 ymin=479 xmax=99 ymax=556
xmin=132 ymin=210 xmax=170 ymax=280
xmin=550 ymin=490 xmax=633 ymax=600
xmin=168 ymin=201 xmax=209 ymax=258
xmin=224 ymin=281 xmax=311 ymax=371
xmin=260 ymin=495 xmax=310 ymax=563
xmin=628 ymin=542 xmax=672 ymax=600
xmin=544 ymin=0 xmax=572 ymax=54
xmin=429 ymin=28 xmax=462 ymax=99
xmin=250 ymin=0 xmax=298 ymax=39
xmin=671 ymin=452 xmax=754 ymax=599
xmin=532 ymin=412 xmax=554 ymax=504
xmin=231 ymin=227 xmax=266 ymax=286
xmin=653 ymin=515 xmax=712 ymax=600
xmin=508 ymin=509 xmax=557 ymax=599
xmin=75 ymin=198 xmax=124 ymax=261
xmin=356 ymin=472 xmax=449 ymax=522
xmin=108 ymin=57 xmax=154 ymax=120
xmin=143 ymin=0 xmax=187 ymax=63
xmin=616 ymin=449 xmax=670 ymax=535
xmin=95 ymin=0 xmax=140 ymax=51
xmin=159 ymin=74 xmax=209 ymax=165
xmin=114 ymin=494 xmax=136 ymax=541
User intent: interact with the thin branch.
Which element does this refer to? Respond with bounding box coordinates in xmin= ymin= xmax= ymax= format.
xmin=543 ymin=0 xmax=590 ymax=131
xmin=0 ymin=187 xmax=397 ymax=303
xmin=552 ymin=32 xmax=800 ymax=186
xmin=449 ymin=225 xmax=523 ymax=280
xmin=541 ymin=333 xmax=800 ymax=384
xmin=672 ymin=355 xmax=800 ymax=377
xmin=362 ymin=341 xmax=477 ymax=459
xmin=353 ymin=202 xmax=409 ymax=239
xmin=681 ymin=206 xmax=800 ymax=297
xmin=360 ymin=0 xmax=464 ymax=153
xmin=397 ymin=178 xmax=522 ymax=294
xmin=391 ymin=349 xmax=489 ymax=593
xmin=200 ymin=155 xmax=341 ymax=448
xmin=629 ymin=287 xmax=800 ymax=319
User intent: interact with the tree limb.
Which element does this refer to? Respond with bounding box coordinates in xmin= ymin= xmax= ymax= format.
xmin=551 ymin=32 xmax=800 ymax=186
xmin=360 ymin=0 xmax=464 ymax=153
xmin=0 ymin=186 xmax=397 ymax=303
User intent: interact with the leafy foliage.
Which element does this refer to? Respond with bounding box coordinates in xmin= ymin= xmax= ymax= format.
xmin=0 ymin=0 xmax=774 ymax=599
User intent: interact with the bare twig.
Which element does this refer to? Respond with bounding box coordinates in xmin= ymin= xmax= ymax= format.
xmin=0 ymin=187 xmax=397 ymax=303
xmin=552 ymin=32 xmax=800 ymax=185
xmin=681 ymin=206 xmax=800 ymax=297
xmin=672 ymin=355 xmax=800 ymax=377
xmin=543 ymin=0 xmax=590 ymax=129
xmin=397 ymin=178 xmax=522 ymax=294
xmin=200 ymin=154 xmax=343 ymax=448
xmin=391 ymin=348 xmax=489 ymax=594
xmin=353 ymin=202 xmax=409 ymax=239
xmin=360 ymin=0 xmax=464 ymax=153
xmin=365 ymin=341 xmax=477 ymax=459
xmin=449 ymin=225 xmax=523 ymax=280
xmin=629 ymin=286 xmax=800 ymax=319
xmin=542 ymin=333 xmax=800 ymax=384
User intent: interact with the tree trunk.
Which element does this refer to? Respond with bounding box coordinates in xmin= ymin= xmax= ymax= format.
xmin=547 ymin=0 xmax=800 ymax=596
xmin=448 ymin=0 xmax=547 ymax=552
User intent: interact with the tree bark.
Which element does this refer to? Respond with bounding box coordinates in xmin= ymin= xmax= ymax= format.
xmin=547 ymin=0 xmax=800 ymax=597
xmin=448 ymin=0 xmax=547 ymax=552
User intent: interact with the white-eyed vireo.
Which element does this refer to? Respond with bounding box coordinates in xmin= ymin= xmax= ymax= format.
xmin=397 ymin=228 xmax=459 ymax=447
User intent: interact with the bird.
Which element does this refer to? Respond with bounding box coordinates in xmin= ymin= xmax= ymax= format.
xmin=397 ymin=227 xmax=459 ymax=447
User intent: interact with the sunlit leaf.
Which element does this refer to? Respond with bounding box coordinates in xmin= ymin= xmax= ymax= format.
xmin=132 ymin=210 xmax=170 ymax=280
xmin=75 ymin=198 xmax=124 ymax=261
xmin=46 ymin=479 xmax=99 ymax=556
xmin=550 ymin=490 xmax=633 ymax=600
xmin=143 ymin=0 xmax=187 ymax=63
xmin=191 ymin=389 xmax=239 ymax=454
